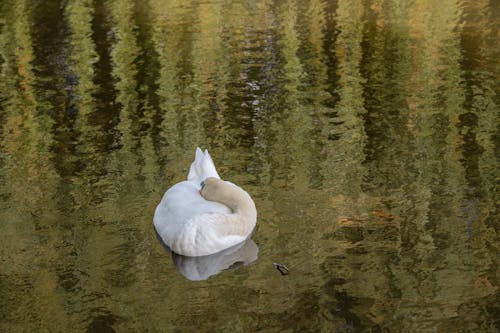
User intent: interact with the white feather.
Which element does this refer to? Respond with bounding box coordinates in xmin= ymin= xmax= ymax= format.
xmin=154 ymin=148 xmax=256 ymax=257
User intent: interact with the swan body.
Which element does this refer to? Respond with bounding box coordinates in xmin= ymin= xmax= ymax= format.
xmin=154 ymin=148 xmax=257 ymax=257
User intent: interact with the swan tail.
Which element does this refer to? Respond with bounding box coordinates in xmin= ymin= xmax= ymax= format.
xmin=201 ymin=149 xmax=220 ymax=180
xmin=187 ymin=147 xmax=204 ymax=181
xmin=187 ymin=147 xmax=220 ymax=182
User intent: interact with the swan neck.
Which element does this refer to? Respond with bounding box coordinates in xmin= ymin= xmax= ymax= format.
xmin=221 ymin=186 xmax=256 ymax=221
xmin=232 ymin=198 xmax=255 ymax=218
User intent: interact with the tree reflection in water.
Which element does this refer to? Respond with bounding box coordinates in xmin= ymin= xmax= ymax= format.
xmin=0 ymin=0 xmax=497 ymax=332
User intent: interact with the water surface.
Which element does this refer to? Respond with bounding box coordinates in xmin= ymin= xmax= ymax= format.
xmin=0 ymin=0 xmax=498 ymax=332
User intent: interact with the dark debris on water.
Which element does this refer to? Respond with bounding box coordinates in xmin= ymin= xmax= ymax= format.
xmin=273 ymin=263 xmax=289 ymax=275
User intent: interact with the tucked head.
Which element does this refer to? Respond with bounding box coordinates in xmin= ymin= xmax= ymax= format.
xmin=200 ymin=177 xmax=257 ymax=219
xmin=200 ymin=177 xmax=224 ymax=201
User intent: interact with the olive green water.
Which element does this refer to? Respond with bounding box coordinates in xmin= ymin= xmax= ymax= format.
xmin=0 ymin=0 xmax=498 ymax=332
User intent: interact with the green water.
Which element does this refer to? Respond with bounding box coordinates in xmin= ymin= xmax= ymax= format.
xmin=0 ymin=0 xmax=498 ymax=332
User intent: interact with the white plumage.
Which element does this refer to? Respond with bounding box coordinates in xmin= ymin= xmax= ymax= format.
xmin=154 ymin=148 xmax=257 ymax=256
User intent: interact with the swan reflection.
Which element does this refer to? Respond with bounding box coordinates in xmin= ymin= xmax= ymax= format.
xmin=156 ymin=234 xmax=258 ymax=281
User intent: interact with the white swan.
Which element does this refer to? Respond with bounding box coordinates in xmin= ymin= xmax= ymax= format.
xmin=154 ymin=148 xmax=257 ymax=257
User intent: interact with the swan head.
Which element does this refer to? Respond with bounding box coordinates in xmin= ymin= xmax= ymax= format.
xmin=200 ymin=177 xmax=257 ymax=229
xmin=200 ymin=177 xmax=255 ymax=214
xmin=199 ymin=177 xmax=226 ymax=202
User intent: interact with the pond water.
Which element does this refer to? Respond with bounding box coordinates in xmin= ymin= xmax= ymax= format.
xmin=0 ymin=0 xmax=498 ymax=332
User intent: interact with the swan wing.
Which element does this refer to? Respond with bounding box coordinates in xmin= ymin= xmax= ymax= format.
xmin=171 ymin=213 xmax=247 ymax=256
xmin=153 ymin=180 xmax=231 ymax=250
